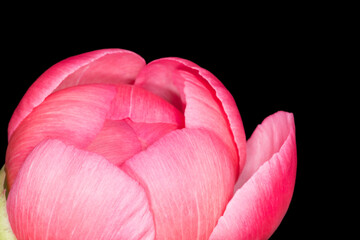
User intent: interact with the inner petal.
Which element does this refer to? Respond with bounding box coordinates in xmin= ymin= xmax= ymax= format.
xmin=134 ymin=59 xmax=187 ymax=111
xmin=108 ymin=84 xmax=185 ymax=127
xmin=87 ymin=119 xmax=180 ymax=166
xmin=86 ymin=120 xmax=143 ymax=166
xmin=124 ymin=119 xmax=178 ymax=149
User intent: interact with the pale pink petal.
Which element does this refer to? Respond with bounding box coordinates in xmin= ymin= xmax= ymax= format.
xmin=108 ymin=84 xmax=184 ymax=126
xmin=8 ymin=49 xmax=145 ymax=139
xmin=209 ymin=111 xmax=297 ymax=240
xmin=6 ymin=84 xmax=117 ymax=188
xmin=135 ymin=58 xmax=246 ymax=174
xmin=235 ymin=111 xmax=296 ymax=190
xmin=7 ymin=139 xmax=155 ymax=240
xmin=122 ymin=128 xmax=237 ymax=240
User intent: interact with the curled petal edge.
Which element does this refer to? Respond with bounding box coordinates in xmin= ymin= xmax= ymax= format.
xmin=209 ymin=111 xmax=297 ymax=240
xmin=8 ymin=49 xmax=145 ymax=140
xmin=135 ymin=57 xmax=246 ymax=174
xmin=165 ymin=57 xmax=246 ymax=173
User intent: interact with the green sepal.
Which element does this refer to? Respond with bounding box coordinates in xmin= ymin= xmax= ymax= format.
xmin=0 ymin=165 xmax=17 ymax=240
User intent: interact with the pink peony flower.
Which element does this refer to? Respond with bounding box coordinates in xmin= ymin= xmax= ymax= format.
xmin=3 ymin=49 xmax=296 ymax=240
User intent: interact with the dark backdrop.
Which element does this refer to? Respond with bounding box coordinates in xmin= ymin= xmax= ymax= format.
xmin=1 ymin=18 xmax=323 ymax=239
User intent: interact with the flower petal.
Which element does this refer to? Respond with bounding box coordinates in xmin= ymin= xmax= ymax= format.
xmin=7 ymin=139 xmax=155 ymax=240
xmin=135 ymin=59 xmax=186 ymax=111
xmin=6 ymin=84 xmax=117 ymax=188
xmin=164 ymin=58 xmax=246 ymax=173
xmin=86 ymin=119 xmax=178 ymax=166
xmin=8 ymin=49 xmax=145 ymax=140
xmin=235 ymin=111 xmax=296 ymax=190
xmin=135 ymin=58 xmax=246 ymax=174
xmin=86 ymin=120 xmax=143 ymax=166
xmin=209 ymin=111 xmax=297 ymax=240
xmin=122 ymin=128 xmax=237 ymax=240
xmin=124 ymin=119 xmax=178 ymax=149
xmin=108 ymin=84 xmax=184 ymax=126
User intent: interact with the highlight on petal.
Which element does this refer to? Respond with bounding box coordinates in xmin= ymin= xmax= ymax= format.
xmin=209 ymin=111 xmax=297 ymax=240
xmin=8 ymin=49 xmax=145 ymax=140
xmin=122 ymin=128 xmax=238 ymax=240
xmin=7 ymin=139 xmax=155 ymax=240
xmin=6 ymin=84 xmax=117 ymax=188
xmin=135 ymin=58 xmax=246 ymax=174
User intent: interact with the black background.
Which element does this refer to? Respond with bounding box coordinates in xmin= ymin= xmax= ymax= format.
xmin=1 ymin=9 xmax=329 ymax=239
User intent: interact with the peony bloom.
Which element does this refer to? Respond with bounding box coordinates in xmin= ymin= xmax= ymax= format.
xmin=1 ymin=49 xmax=296 ymax=240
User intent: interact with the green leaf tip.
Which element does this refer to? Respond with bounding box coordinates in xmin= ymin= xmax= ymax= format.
xmin=0 ymin=165 xmax=17 ymax=240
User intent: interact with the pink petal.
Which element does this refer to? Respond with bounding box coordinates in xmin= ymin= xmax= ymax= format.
xmin=7 ymin=139 xmax=155 ymax=240
xmin=54 ymin=50 xmax=145 ymax=91
xmin=86 ymin=119 xmax=179 ymax=166
xmin=108 ymin=84 xmax=184 ymax=126
xmin=122 ymin=128 xmax=238 ymax=240
xmin=124 ymin=119 xmax=178 ymax=148
xmin=6 ymin=84 xmax=117 ymax=188
xmin=8 ymin=49 xmax=145 ymax=140
xmin=135 ymin=58 xmax=246 ymax=174
xmin=86 ymin=120 xmax=143 ymax=166
xmin=181 ymin=69 xmax=240 ymax=171
xmin=86 ymin=118 xmax=179 ymax=167
xmin=209 ymin=111 xmax=297 ymax=240
xmin=235 ymin=111 xmax=296 ymax=190
xmin=135 ymin=59 xmax=186 ymax=111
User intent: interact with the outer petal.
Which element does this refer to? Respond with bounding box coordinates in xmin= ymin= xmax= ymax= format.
xmin=7 ymin=139 xmax=155 ymax=240
xmin=135 ymin=58 xmax=246 ymax=173
xmin=209 ymin=111 xmax=297 ymax=240
xmin=122 ymin=128 xmax=237 ymax=240
xmin=6 ymin=84 xmax=117 ymax=188
xmin=8 ymin=49 xmax=145 ymax=139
